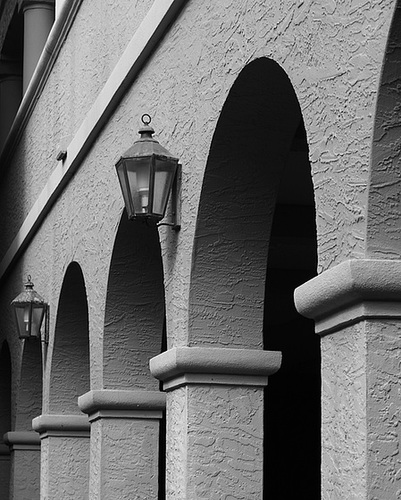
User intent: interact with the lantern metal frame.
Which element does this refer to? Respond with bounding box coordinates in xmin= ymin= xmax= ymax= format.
xmin=11 ymin=276 xmax=49 ymax=343
xmin=115 ymin=114 xmax=181 ymax=230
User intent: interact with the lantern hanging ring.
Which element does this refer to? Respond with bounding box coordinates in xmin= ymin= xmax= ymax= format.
xmin=141 ymin=114 xmax=152 ymax=126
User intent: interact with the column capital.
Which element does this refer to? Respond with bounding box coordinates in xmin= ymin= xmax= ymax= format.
xmin=32 ymin=414 xmax=90 ymax=439
xmin=20 ymin=0 xmax=54 ymax=12
xmin=3 ymin=431 xmax=40 ymax=450
xmin=150 ymin=347 xmax=282 ymax=391
xmin=78 ymin=389 xmax=166 ymax=422
xmin=295 ymin=259 xmax=401 ymax=335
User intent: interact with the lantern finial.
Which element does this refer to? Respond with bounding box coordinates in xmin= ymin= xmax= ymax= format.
xmin=138 ymin=114 xmax=155 ymax=140
xmin=25 ymin=275 xmax=34 ymax=289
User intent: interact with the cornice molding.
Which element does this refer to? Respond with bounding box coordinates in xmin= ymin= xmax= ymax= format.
xmin=78 ymin=389 xmax=166 ymax=422
xmin=32 ymin=414 xmax=90 ymax=438
xmin=150 ymin=347 xmax=282 ymax=391
xmin=295 ymin=259 xmax=401 ymax=334
xmin=3 ymin=430 xmax=40 ymax=450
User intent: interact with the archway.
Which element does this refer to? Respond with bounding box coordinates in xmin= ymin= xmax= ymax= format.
xmin=49 ymin=262 xmax=90 ymax=413
xmin=188 ymin=58 xmax=319 ymax=497
xmin=37 ymin=262 xmax=90 ymax=499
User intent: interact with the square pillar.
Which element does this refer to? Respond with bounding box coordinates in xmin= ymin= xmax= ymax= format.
xmin=150 ymin=347 xmax=281 ymax=499
xmin=32 ymin=414 xmax=90 ymax=499
xmin=295 ymin=259 xmax=401 ymax=499
xmin=3 ymin=431 xmax=40 ymax=500
xmin=78 ymin=389 xmax=166 ymax=500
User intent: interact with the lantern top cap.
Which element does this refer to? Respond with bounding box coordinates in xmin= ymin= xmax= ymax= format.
xmin=11 ymin=275 xmax=46 ymax=306
xmin=117 ymin=114 xmax=179 ymax=162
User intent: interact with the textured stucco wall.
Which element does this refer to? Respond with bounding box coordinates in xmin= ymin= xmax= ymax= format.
xmin=10 ymin=449 xmax=40 ymax=500
xmin=90 ymin=418 xmax=160 ymax=499
xmin=0 ymin=0 xmax=399 ymax=498
xmin=167 ymin=385 xmax=264 ymax=499
xmin=41 ymin=435 xmax=89 ymax=499
xmin=366 ymin=320 xmax=401 ymax=499
xmin=321 ymin=322 xmax=367 ymax=499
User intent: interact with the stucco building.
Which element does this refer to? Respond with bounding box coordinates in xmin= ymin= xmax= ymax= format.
xmin=0 ymin=0 xmax=400 ymax=498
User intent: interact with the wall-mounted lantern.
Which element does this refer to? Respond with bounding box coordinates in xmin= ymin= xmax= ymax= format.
xmin=115 ymin=114 xmax=180 ymax=229
xmin=11 ymin=276 xmax=48 ymax=341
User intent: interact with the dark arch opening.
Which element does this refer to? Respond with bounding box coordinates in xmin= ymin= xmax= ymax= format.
xmin=263 ymin=119 xmax=319 ymax=498
xmin=0 ymin=340 xmax=11 ymax=434
xmin=188 ymin=57 xmax=319 ymax=497
xmin=49 ymin=262 xmax=89 ymax=414
xmin=0 ymin=341 xmax=11 ymax=499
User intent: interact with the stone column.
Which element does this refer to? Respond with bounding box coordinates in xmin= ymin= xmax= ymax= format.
xmin=3 ymin=431 xmax=40 ymax=500
xmin=78 ymin=389 xmax=166 ymax=500
xmin=21 ymin=1 xmax=54 ymax=93
xmin=150 ymin=347 xmax=281 ymax=499
xmin=32 ymin=414 xmax=90 ymax=499
xmin=295 ymin=259 xmax=401 ymax=499
xmin=0 ymin=443 xmax=10 ymax=499
xmin=0 ymin=61 xmax=22 ymax=153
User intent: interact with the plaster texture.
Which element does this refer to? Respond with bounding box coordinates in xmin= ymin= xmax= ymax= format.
xmin=40 ymin=434 xmax=89 ymax=499
xmin=78 ymin=389 xmax=165 ymax=498
xmin=167 ymin=384 xmax=264 ymax=499
xmin=89 ymin=417 xmax=161 ymax=500
xmin=9 ymin=447 xmax=40 ymax=500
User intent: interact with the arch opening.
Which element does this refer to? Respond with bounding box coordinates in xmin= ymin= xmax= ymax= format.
xmin=188 ymin=58 xmax=304 ymax=348
xmin=188 ymin=57 xmax=320 ymax=497
xmin=49 ymin=262 xmax=89 ymax=414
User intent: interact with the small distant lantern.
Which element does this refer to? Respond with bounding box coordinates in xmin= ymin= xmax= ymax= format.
xmin=115 ymin=114 xmax=179 ymax=223
xmin=11 ymin=276 xmax=47 ymax=340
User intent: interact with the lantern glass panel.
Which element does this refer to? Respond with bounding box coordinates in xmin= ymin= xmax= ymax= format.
xmin=125 ymin=158 xmax=151 ymax=215
xmin=14 ymin=304 xmax=32 ymax=339
xmin=152 ymin=158 xmax=177 ymax=217
xmin=116 ymin=163 xmax=134 ymax=217
xmin=31 ymin=305 xmax=45 ymax=338
xmin=14 ymin=303 xmax=45 ymax=339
